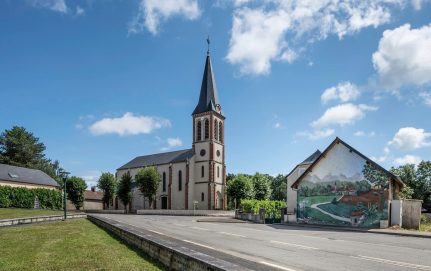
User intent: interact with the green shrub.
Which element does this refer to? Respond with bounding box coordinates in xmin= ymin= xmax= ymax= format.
xmin=421 ymin=214 xmax=430 ymax=223
xmin=0 ymin=186 xmax=62 ymax=209
xmin=240 ymin=199 xmax=286 ymax=219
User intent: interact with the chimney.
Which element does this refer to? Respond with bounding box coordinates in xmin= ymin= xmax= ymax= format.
xmin=91 ymin=186 xmax=96 ymax=192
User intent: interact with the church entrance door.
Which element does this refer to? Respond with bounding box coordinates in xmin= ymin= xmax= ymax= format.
xmin=161 ymin=196 xmax=168 ymax=209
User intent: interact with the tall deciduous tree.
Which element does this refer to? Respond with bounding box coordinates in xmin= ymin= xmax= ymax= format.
xmin=227 ymin=174 xmax=254 ymax=208
xmin=391 ymin=161 xmax=431 ymax=202
xmin=135 ymin=167 xmax=160 ymax=209
xmin=270 ymin=174 xmax=287 ymax=201
xmin=252 ymin=173 xmax=271 ymax=200
xmin=117 ymin=171 xmax=133 ymax=213
xmin=66 ymin=176 xmax=87 ymax=210
xmin=97 ymin=172 xmax=117 ymax=208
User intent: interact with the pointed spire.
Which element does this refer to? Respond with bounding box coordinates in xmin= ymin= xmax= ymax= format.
xmin=192 ymin=40 xmax=221 ymax=115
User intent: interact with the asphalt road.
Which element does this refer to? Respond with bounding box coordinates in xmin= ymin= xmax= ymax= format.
xmin=92 ymin=214 xmax=431 ymax=271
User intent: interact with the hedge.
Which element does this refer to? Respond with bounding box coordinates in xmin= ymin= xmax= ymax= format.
xmin=0 ymin=186 xmax=62 ymax=210
xmin=241 ymin=199 xmax=286 ymax=219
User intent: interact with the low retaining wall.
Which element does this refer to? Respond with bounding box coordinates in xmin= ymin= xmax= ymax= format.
xmin=235 ymin=212 xmax=264 ymax=223
xmin=87 ymin=215 xmax=250 ymax=271
xmin=136 ymin=209 xmax=234 ymax=217
xmin=84 ymin=209 xmax=126 ymax=214
xmin=0 ymin=213 xmax=87 ymax=227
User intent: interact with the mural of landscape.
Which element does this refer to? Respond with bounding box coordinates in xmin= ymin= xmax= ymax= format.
xmin=297 ymin=146 xmax=390 ymax=228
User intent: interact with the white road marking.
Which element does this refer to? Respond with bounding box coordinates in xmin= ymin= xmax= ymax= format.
xmin=218 ymin=231 xmax=246 ymax=238
xmin=260 ymin=261 xmax=299 ymax=271
xmin=191 ymin=226 xmax=210 ymax=231
xmin=351 ymin=255 xmax=431 ymax=270
xmin=270 ymin=240 xmax=319 ymax=250
xmin=147 ymin=229 xmax=166 ymax=236
xmin=182 ymin=239 xmax=216 ymax=250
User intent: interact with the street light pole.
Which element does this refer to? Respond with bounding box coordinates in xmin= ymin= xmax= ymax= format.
xmin=59 ymin=170 xmax=70 ymax=221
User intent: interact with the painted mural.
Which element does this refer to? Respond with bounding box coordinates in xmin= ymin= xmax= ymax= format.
xmin=296 ymin=143 xmax=389 ymax=228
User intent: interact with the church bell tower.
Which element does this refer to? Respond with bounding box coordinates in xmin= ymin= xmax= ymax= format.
xmin=192 ymin=42 xmax=226 ymax=210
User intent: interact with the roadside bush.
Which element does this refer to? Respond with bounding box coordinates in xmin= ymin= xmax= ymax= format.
xmin=421 ymin=214 xmax=431 ymax=224
xmin=0 ymin=186 xmax=62 ymax=209
xmin=241 ymin=199 xmax=286 ymax=219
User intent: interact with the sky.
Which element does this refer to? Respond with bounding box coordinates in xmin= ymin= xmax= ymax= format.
xmin=1 ymin=0 xmax=431 ymax=187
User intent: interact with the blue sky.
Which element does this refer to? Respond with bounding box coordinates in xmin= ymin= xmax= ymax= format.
xmin=1 ymin=0 xmax=431 ymax=187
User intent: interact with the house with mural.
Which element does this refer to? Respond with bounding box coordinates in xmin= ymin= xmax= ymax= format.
xmin=286 ymin=137 xmax=404 ymax=228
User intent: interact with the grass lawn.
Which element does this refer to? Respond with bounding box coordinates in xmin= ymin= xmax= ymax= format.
xmin=0 ymin=219 xmax=166 ymax=271
xmin=0 ymin=208 xmax=64 ymax=220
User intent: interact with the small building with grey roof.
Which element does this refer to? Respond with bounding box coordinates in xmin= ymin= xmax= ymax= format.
xmin=0 ymin=163 xmax=59 ymax=190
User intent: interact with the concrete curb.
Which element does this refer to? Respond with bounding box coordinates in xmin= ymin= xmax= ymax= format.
xmin=0 ymin=213 xmax=87 ymax=228
xmin=87 ymin=215 xmax=251 ymax=271
xmin=136 ymin=209 xmax=235 ymax=217
xmin=197 ymin=218 xmax=246 ymax=223
xmin=278 ymin=223 xmax=431 ymax=239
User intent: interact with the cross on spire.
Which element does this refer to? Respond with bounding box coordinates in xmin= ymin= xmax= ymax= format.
xmin=206 ymin=36 xmax=210 ymax=55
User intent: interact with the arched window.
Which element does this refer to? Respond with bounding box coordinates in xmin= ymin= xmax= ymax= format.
xmin=201 ymin=192 xmax=205 ymax=202
xmin=219 ymin=122 xmax=223 ymax=143
xmin=214 ymin=119 xmax=218 ymax=140
xmin=197 ymin=121 xmax=202 ymax=141
xmin=204 ymin=119 xmax=209 ymax=139
xmin=217 ymin=166 xmax=220 ymax=178
xmin=178 ymin=170 xmax=182 ymax=191
xmin=201 ymin=165 xmax=204 ymax=178
xmin=162 ymin=172 xmax=166 ymax=192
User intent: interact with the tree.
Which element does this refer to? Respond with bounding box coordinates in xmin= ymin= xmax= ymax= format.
xmin=66 ymin=176 xmax=87 ymax=210
xmin=0 ymin=126 xmax=66 ymax=184
xmin=362 ymin=163 xmax=388 ymax=189
xmin=252 ymin=173 xmax=271 ymax=200
xmin=227 ymin=174 xmax=254 ymax=208
xmin=135 ymin=167 xmax=161 ymax=209
xmin=416 ymin=161 xmax=431 ymax=202
xmin=391 ymin=162 xmax=431 ymax=201
xmin=97 ymin=172 xmax=117 ymax=208
xmin=117 ymin=171 xmax=133 ymax=213
xmin=271 ymin=174 xmax=287 ymax=201
xmin=0 ymin=126 xmax=46 ymax=166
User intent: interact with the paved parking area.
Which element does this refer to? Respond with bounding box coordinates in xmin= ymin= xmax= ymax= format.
xmin=92 ymin=214 xmax=431 ymax=271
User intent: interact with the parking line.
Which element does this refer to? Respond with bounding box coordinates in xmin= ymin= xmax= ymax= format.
xmin=350 ymin=255 xmax=431 ymax=270
xmin=270 ymin=240 xmax=319 ymax=250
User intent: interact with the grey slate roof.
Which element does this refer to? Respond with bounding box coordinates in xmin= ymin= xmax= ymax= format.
xmin=301 ymin=150 xmax=322 ymax=164
xmin=0 ymin=163 xmax=60 ymax=187
xmin=117 ymin=149 xmax=194 ymax=170
xmin=192 ymin=53 xmax=221 ymax=115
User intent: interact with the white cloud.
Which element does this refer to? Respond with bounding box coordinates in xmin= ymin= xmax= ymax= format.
xmin=296 ymin=128 xmax=335 ymax=141
xmin=354 ymin=131 xmax=376 ymax=137
xmin=167 ymin=137 xmax=182 ymax=148
xmin=394 ymin=154 xmax=422 ymax=166
xmin=89 ymin=112 xmax=171 ymax=136
xmin=76 ymin=6 xmax=85 ymax=16
xmin=274 ymin=122 xmax=282 ymax=129
xmin=31 ymin=0 xmax=67 ymax=13
xmin=128 ymin=0 xmax=201 ymax=35
xmin=371 ymin=146 xmax=390 ymax=163
xmin=225 ymin=0 xmax=414 ymax=75
xmin=311 ymin=103 xmax=378 ymax=128
xmin=372 ymin=23 xmax=431 ymax=90
xmin=321 ymin=82 xmax=360 ymax=104
xmin=389 ymin=127 xmax=431 ymax=151
xmin=419 ymin=91 xmax=431 ymax=107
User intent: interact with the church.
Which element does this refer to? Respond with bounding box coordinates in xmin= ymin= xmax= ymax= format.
xmin=115 ymin=49 xmax=226 ymax=211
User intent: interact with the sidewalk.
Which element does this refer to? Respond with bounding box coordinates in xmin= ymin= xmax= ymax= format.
xmin=278 ymin=223 xmax=431 ymax=238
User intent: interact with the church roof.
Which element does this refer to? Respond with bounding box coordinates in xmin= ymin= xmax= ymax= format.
xmin=117 ymin=149 xmax=193 ymax=170
xmin=192 ymin=53 xmax=221 ymax=115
